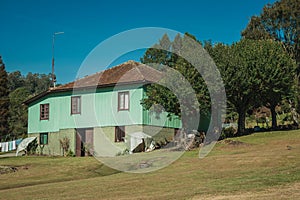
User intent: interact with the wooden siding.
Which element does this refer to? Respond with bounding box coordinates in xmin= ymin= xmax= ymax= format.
xmin=28 ymin=85 xmax=182 ymax=134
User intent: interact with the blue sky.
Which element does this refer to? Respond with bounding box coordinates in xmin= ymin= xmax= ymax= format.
xmin=1 ymin=0 xmax=276 ymax=84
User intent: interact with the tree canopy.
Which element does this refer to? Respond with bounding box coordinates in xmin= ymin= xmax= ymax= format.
xmin=141 ymin=33 xmax=213 ymax=131
xmin=0 ymin=56 xmax=10 ymax=141
xmin=207 ymin=39 xmax=296 ymax=133
xmin=242 ymin=0 xmax=300 ymax=121
xmin=242 ymin=0 xmax=300 ymax=72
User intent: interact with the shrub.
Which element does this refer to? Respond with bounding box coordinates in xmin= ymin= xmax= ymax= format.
xmin=59 ymin=137 xmax=70 ymax=157
xmin=66 ymin=150 xmax=75 ymax=157
xmin=220 ymin=126 xmax=237 ymax=140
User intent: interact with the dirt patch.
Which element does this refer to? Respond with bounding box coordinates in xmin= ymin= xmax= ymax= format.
xmin=220 ymin=139 xmax=250 ymax=146
xmin=0 ymin=165 xmax=29 ymax=175
xmin=0 ymin=166 xmax=18 ymax=174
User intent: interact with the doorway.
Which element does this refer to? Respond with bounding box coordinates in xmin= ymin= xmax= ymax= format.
xmin=76 ymin=128 xmax=94 ymax=157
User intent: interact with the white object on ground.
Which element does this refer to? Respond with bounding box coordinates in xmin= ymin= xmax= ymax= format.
xmin=15 ymin=137 xmax=37 ymax=156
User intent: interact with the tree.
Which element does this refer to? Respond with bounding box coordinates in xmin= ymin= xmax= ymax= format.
xmin=256 ymin=40 xmax=296 ymax=129
xmin=8 ymin=71 xmax=25 ymax=92
xmin=242 ymin=0 xmax=300 ymax=70
xmin=25 ymin=72 xmax=51 ymax=95
xmin=0 ymin=56 xmax=10 ymax=141
xmin=208 ymin=39 xmax=296 ymax=133
xmin=141 ymin=33 xmax=212 ymax=131
xmin=9 ymin=87 xmax=30 ymax=139
xmin=6 ymin=71 xmax=51 ymax=140
xmin=242 ymin=0 xmax=300 ymax=114
xmin=208 ymin=40 xmax=262 ymax=134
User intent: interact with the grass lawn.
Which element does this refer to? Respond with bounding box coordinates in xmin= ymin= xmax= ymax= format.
xmin=1 ymin=130 xmax=300 ymax=199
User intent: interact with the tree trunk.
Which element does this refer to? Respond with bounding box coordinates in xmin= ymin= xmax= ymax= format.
xmin=237 ymin=110 xmax=246 ymax=135
xmin=270 ymin=105 xmax=277 ymax=129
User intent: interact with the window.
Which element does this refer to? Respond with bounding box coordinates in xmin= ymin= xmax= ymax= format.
xmin=115 ymin=126 xmax=125 ymax=142
xmin=118 ymin=91 xmax=129 ymax=111
xmin=40 ymin=104 xmax=49 ymax=120
xmin=71 ymin=96 xmax=81 ymax=114
xmin=40 ymin=133 xmax=48 ymax=145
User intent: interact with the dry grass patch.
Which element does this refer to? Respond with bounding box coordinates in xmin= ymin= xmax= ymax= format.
xmin=0 ymin=130 xmax=299 ymax=200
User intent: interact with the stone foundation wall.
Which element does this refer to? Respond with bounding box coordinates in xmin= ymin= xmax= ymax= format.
xmin=29 ymin=125 xmax=175 ymax=157
xmin=28 ymin=129 xmax=76 ymax=156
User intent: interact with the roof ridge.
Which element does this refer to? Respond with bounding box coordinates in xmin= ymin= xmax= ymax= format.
xmin=135 ymin=64 xmax=146 ymax=80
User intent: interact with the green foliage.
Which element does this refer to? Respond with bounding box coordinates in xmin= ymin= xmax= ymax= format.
xmin=208 ymin=39 xmax=295 ymax=134
xmin=256 ymin=40 xmax=296 ymax=128
xmin=220 ymin=126 xmax=237 ymax=140
xmin=24 ymin=72 xmax=51 ymax=95
xmin=0 ymin=56 xmax=10 ymax=142
xmin=242 ymin=0 xmax=300 ymax=113
xmin=6 ymin=70 xmax=51 ymax=140
xmin=9 ymin=87 xmax=30 ymax=139
xmin=8 ymin=71 xmax=25 ymax=92
xmin=242 ymin=0 xmax=300 ymax=68
xmin=115 ymin=149 xmax=129 ymax=156
xmin=141 ymin=33 xmax=211 ymax=130
xmin=66 ymin=150 xmax=75 ymax=157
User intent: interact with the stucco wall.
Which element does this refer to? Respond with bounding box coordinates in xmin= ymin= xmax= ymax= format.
xmin=30 ymin=129 xmax=76 ymax=156
xmin=29 ymin=125 xmax=176 ymax=157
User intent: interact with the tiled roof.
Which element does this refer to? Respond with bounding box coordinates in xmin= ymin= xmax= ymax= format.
xmin=24 ymin=61 xmax=162 ymax=104
xmin=56 ymin=60 xmax=162 ymax=90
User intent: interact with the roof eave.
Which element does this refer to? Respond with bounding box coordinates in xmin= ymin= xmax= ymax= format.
xmin=23 ymin=80 xmax=153 ymax=105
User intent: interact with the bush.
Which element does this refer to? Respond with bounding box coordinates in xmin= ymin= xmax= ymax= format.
xmin=66 ymin=150 xmax=75 ymax=157
xmin=219 ymin=127 xmax=237 ymax=140
xmin=116 ymin=149 xmax=129 ymax=156
xmin=59 ymin=137 xmax=70 ymax=157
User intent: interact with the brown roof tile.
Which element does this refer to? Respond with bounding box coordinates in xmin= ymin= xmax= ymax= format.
xmin=55 ymin=60 xmax=162 ymax=90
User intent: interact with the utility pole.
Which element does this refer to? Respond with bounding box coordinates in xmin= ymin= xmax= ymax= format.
xmin=52 ymin=32 xmax=64 ymax=88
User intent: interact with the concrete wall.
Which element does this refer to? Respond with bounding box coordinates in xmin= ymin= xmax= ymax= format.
xmin=93 ymin=125 xmax=175 ymax=157
xmin=30 ymin=129 xmax=76 ymax=156
xmin=30 ymin=124 xmax=176 ymax=157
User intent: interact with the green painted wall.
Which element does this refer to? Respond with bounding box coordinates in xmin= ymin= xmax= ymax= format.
xmin=28 ymin=85 xmax=144 ymax=133
xmin=28 ymin=84 xmax=181 ymax=134
xmin=142 ymin=110 xmax=181 ymax=128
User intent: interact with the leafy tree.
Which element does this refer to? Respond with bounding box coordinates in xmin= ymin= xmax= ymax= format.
xmin=210 ymin=41 xmax=260 ymax=134
xmin=208 ymin=40 xmax=261 ymax=134
xmin=9 ymin=87 xmax=30 ymax=139
xmin=25 ymin=72 xmax=51 ymax=95
xmin=208 ymin=39 xmax=296 ymax=133
xmin=242 ymin=0 xmax=300 ymax=113
xmin=256 ymin=40 xmax=296 ymax=128
xmin=5 ymin=70 xmax=51 ymax=139
xmin=8 ymin=71 xmax=25 ymax=92
xmin=0 ymin=56 xmax=10 ymax=141
xmin=141 ymin=33 xmax=212 ymax=131
xmin=242 ymin=0 xmax=300 ymax=69
xmin=141 ymin=33 xmax=171 ymax=69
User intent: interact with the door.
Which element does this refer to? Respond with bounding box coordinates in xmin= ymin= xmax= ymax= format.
xmin=85 ymin=129 xmax=94 ymax=156
xmin=76 ymin=128 xmax=94 ymax=157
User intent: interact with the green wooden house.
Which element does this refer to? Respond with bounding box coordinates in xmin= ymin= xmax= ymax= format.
xmin=25 ymin=61 xmax=181 ymax=156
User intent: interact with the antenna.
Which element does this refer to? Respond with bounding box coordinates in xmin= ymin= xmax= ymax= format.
xmin=51 ymin=32 xmax=64 ymax=88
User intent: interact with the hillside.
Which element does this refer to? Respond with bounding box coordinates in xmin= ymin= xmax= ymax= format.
xmin=0 ymin=130 xmax=300 ymax=199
